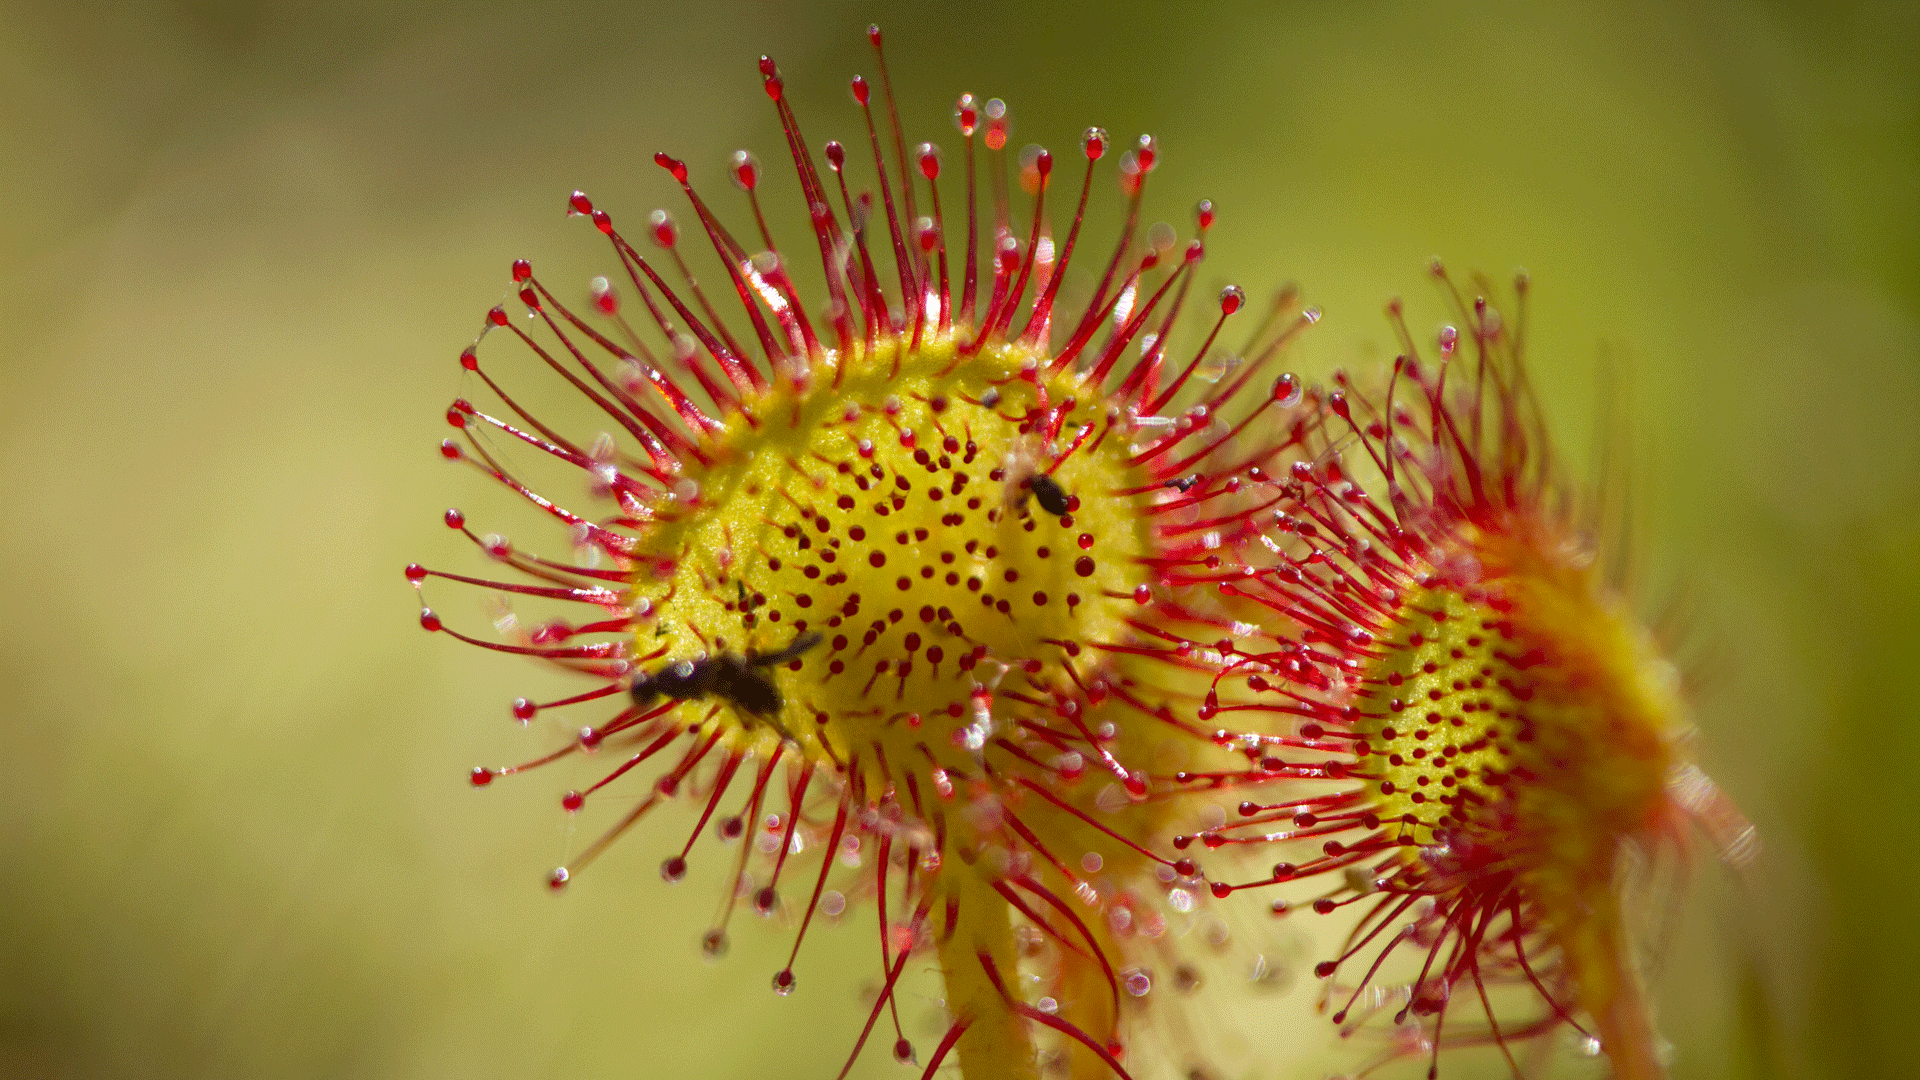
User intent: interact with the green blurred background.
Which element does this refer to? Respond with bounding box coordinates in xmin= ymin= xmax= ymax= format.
xmin=1 ymin=1 xmax=1912 ymax=1077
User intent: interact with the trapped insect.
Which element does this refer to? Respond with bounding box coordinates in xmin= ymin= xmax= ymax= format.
xmin=628 ymin=632 xmax=823 ymax=718
xmin=1028 ymin=474 xmax=1071 ymax=517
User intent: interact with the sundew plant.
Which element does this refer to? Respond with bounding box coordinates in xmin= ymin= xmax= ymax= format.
xmin=412 ymin=25 xmax=1746 ymax=1080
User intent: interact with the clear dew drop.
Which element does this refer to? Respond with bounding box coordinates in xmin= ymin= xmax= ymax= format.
xmin=1146 ymin=220 xmax=1177 ymax=257
xmin=1196 ymin=348 xmax=1241 ymax=383
xmin=1271 ymin=372 xmax=1303 ymax=407
xmin=1246 ymin=952 xmax=1285 ymax=989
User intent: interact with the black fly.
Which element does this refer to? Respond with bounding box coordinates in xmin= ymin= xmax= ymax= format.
xmin=1028 ymin=474 xmax=1071 ymax=516
xmin=1161 ymin=474 xmax=1201 ymax=494
xmin=630 ymin=631 xmax=822 ymax=719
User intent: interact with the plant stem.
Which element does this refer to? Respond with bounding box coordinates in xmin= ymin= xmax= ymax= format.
xmin=937 ymin=872 xmax=1040 ymax=1080
xmin=1560 ymin=889 xmax=1664 ymax=1080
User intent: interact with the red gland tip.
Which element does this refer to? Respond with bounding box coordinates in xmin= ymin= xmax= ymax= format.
xmin=1134 ymin=134 xmax=1158 ymax=171
xmin=469 ymin=766 xmax=493 ymax=786
xmin=1210 ymin=881 xmax=1232 ymax=899
xmin=568 ymin=190 xmax=592 ymax=216
xmin=1082 ymin=127 xmax=1108 ymax=160
xmin=591 ymin=208 xmax=613 ymax=234
xmin=984 ymin=100 xmax=1008 ymax=151
xmin=850 ymin=75 xmax=870 ymax=105
xmin=954 ymin=94 xmax=977 ymax=136
xmin=758 ymin=56 xmax=782 ymax=99
xmin=654 ymin=152 xmax=688 ymax=184
xmin=404 ymin=563 xmax=427 ymax=582
xmin=561 ymin=790 xmax=585 ymax=812
xmin=458 ymin=347 xmax=478 ymax=371
xmin=1315 ymin=960 xmax=1337 ymax=978
xmin=917 ymin=142 xmax=941 ymax=179
xmin=444 ymin=405 xmax=466 ymax=428
xmin=867 ymin=24 xmax=882 ymax=46
xmin=1196 ymin=199 xmax=1215 ymax=230
xmin=649 ymin=209 xmax=677 ymax=248
xmin=1220 ymin=285 xmax=1245 ymax=314
xmin=729 ymin=149 xmax=759 ymax=191
xmin=510 ymin=258 xmax=531 ymax=282
xmin=661 ymin=856 xmax=688 ymax=882
xmin=419 ymin=608 xmax=442 ymax=632
xmin=1271 ymin=373 xmax=1302 ymax=406
xmin=487 ymin=306 xmax=509 ymax=327
xmin=1172 ymin=858 xmax=1197 ymax=877
xmin=1328 ymin=389 xmax=1350 ymax=418
xmin=1033 ymin=148 xmax=1053 ymax=176
xmin=443 ymin=508 xmax=465 ymax=529
xmin=438 ymin=436 xmax=459 ymax=456
xmin=517 ymin=287 xmax=540 ymax=311
xmin=547 ymin=867 xmax=569 ymax=890
xmin=893 ymin=1039 xmax=914 ymax=1064
xmin=511 ymin=697 xmax=537 ymax=721
xmin=590 ymin=277 xmax=618 ymax=314
xmin=771 ymin=968 xmax=796 ymax=995
xmin=824 ymin=141 xmax=846 ymax=171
